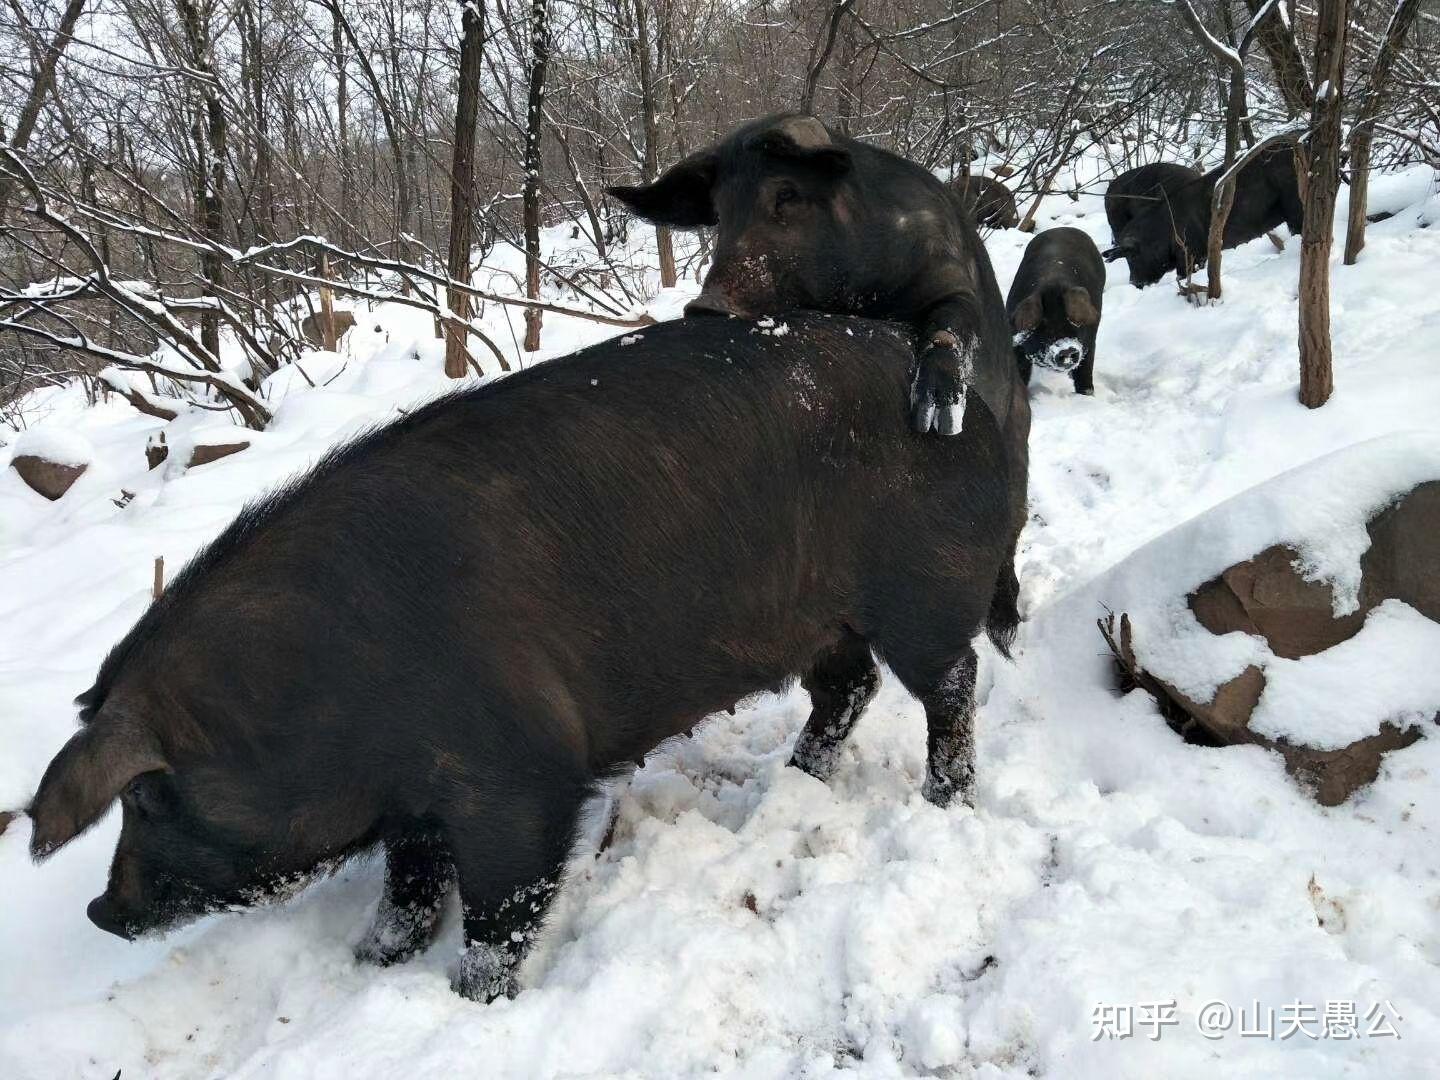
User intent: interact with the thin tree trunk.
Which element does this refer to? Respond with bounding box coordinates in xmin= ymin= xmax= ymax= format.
xmin=1241 ymin=0 xmax=1314 ymax=117
xmin=1344 ymin=0 xmax=1421 ymax=264
xmin=522 ymin=0 xmax=551 ymax=352
xmin=445 ymin=0 xmax=484 ymax=377
xmin=0 ymin=0 xmax=86 ymax=222
xmin=631 ymin=0 xmax=675 ymax=288
xmin=1205 ymin=60 xmax=1246 ymax=300
xmin=800 ymin=0 xmax=855 ymax=114
xmin=325 ymin=1 xmax=413 ymax=282
xmin=1298 ymin=0 xmax=1348 ymax=409
xmin=318 ymin=253 xmax=337 ymax=351
xmin=177 ymin=0 xmax=227 ymax=364
xmin=332 ymin=8 xmax=354 ymax=251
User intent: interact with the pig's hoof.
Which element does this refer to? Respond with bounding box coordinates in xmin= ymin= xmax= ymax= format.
xmin=452 ymin=942 xmax=520 ymax=1003
xmin=789 ymin=735 xmax=843 ymax=783
xmin=909 ymin=349 xmax=967 ymax=435
xmin=354 ymin=897 xmax=444 ymax=967
xmin=921 ymin=770 xmax=974 ymax=810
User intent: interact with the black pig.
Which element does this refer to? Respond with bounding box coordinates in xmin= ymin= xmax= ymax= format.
xmin=604 ymin=113 xmax=1028 ymax=658
xmin=1104 ymin=162 xmax=1201 ymax=244
xmin=1007 ymin=227 xmax=1104 ymax=396
xmin=1104 ymin=143 xmax=1305 ymax=287
xmin=28 ymin=314 xmax=1013 ymax=1006
xmin=953 ymin=174 xmax=1019 ymax=230
xmin=603 ymin=114 xmax=1023 ymax=444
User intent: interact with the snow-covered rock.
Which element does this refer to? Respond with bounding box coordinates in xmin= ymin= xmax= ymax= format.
xmin=1093 ymin=437 xmax=1440 ymax=803
xmin=9 ymin=429 xmax=94 ymax=499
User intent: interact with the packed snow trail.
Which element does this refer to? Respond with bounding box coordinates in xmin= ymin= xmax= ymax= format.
xmin=2 ymin=162 xmax=1439 ymax=1078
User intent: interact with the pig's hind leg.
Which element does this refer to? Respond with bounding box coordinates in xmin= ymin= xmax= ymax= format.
xmin=870 ymin=604 xmax=985 ymax=808
xmin=447 ymin=782 xmax=588 ymax=1003
xmin=355 ymin=827 xmax=456 ymax=966
xmin=915 ymin=646 xmax=980 ymax=809
xmin=789 ymin=628 xmax=881 ymax=782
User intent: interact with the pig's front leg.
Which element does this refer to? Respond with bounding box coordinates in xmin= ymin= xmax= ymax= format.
xmin=446 ymin=792 xmax=584 ymax=1003
xmin=355 ymin=828 xmax=455 ymax=966
xmin=910 ymin=297 xmax=982 ymax=436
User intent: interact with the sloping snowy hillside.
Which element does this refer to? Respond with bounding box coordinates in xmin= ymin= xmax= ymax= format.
xmin=2 ymin=163 xmax=1439 ymax=1079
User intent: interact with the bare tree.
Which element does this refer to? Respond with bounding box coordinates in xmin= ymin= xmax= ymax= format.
xmin=1298 ymin=0 xmax=1350 ymax=409
xmin=523 ymin=0 xmax=551 ymax=351
xmin=0 ymin=0 xmax=86 ymax=222
xmin=1174 ymin=0 xmax=1271 ymax=300
xmin=445 ymin=0 xmax=485 ymax=377
xmin=1343 ymin=0 xmax=1422 ymax=264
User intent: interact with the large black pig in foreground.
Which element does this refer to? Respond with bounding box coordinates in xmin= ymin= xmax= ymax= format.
xmin=1007 ymin=227 xmax=1105 ymax=396
xmin=1103 ymin=161 xmax=1201 ymax=244
xmin=1103 ymin=143 xmax=1305 ymax=287
xmin=27 ymin=315 xmax=1012 ymax=1005
xmin=604 ymin=112 xmax=1027 ymax=657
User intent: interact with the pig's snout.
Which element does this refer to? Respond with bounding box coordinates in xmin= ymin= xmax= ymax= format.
xmin=87 ymin=894 xmax=136 ymax=940
xmin=1054 ymin=346 xmax=1080 ymax=369
xmin=684 ymin=291 xmax=748 ymax=318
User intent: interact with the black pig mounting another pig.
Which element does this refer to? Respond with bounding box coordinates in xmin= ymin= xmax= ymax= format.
xmin=603 ymin=114 xmax=1024 ymax=445
xmin=605 ymin=112 xmax=1028 ymax=660
xmin=1007 ymin=227 xmax=1105 ymax=396
xmin=27 ymin=315 xmax=1013 ymax=1005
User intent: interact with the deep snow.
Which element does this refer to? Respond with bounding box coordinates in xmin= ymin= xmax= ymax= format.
xmin=2 ymin=157 xmax=1439 ymax=1079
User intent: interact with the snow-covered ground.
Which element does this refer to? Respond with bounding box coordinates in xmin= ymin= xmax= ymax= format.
xmin=2 ymin=158 xmax=1439 ymax=1079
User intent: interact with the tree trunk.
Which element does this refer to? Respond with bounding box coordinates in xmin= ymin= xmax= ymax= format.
xmin=522 ymin=0 xmax=551 ymax=352
xmin=326 ymin=2 xmax=412 ymax=281
xmin=631 ymin=0 xmax=675 ymax=288
xmin=1205 ymin=59 xmax=1246 ymax=301
xmin=445 ymin=0 xmax=484 ymax=378
xmin=0 ymin=0 xmax=86 ymax=223
xmin=1343 ymin=0 xmax=1421 ymax=264
xmin=177 ymin=0 xmax=227 ymax=365
xmin=1241 ymin=0 xmax=1314 ymax=118
xmin=1298 ymin=0 xmax=1348 ymax=409
xmin=318 ymin=253 xmax=337 ymax=351
xmin=332 ymin=8 xmax=354 ymax=252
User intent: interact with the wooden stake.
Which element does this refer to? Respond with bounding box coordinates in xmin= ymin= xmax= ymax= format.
xmin=318 ymin=253 xmax=337 ymax=351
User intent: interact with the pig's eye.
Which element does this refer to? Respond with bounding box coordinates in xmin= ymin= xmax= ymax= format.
xmin=774 ymin=185 xmax=800 ymax=213
xmin=124 ymin=772 xmax=170 ymax=819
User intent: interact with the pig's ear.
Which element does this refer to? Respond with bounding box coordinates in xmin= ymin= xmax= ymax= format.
xmin=1011 ymin=293 xmax=1042 ymax=333
xmin=1063 ymin=286 xmax=1099 ymax=327
xmin=757 ymin=116 xmax=852 ymax=175
xmin=604 ymin=149 xmax=718 ymax=228
xmin=28 ymin=716 xmax=166 ymax=859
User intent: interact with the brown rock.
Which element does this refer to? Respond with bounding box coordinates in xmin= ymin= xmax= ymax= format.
xmin=1154 ymin=665 xmax=1268 ymax=747
xmin=300 ymin=309 xmax=356 ymax=347
xmin=11 ymin=454 xmax=87 ymax=500
xmin=1189 ymin=481 xmax=1440 ymax=659
xmin=187 ymin=441 xmax=249 ymax=469
xmin=0 ymin=810 xmax=14 ymax=837
xmin=1281 ymin=724 xmax=1423 ymax=807
xmin=1105 ymin=476 xmax=1440 ymax=806
xmin=1189 ymin=545 xmax=1368 ymax=659
xmin=1363 ymin=480 xmax=1440 ymax=623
